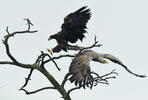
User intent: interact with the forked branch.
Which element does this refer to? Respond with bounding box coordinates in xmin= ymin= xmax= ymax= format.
xmin=67 ymin=35 xmax=102 ymax=52
xmin=20 ymin=69 xmax=34 ymax=89
xmin=62 ymin=70 xmax=118 ymax=95
xmin=0 ymin=19 xmax=114 ymax=100
xmin=1 ymin=19 xmax=38 ymax=69
xmin=19 ymin=86 xmax=56 ymax=95
xmin=0 ymin=19 xmax=71 ymax=100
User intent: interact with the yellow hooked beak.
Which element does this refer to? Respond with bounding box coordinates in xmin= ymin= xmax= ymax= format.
xmin=47 ymin=49 xmax=53 ymax=55
xmin=104 ymin=60 xmax=109 ymax=64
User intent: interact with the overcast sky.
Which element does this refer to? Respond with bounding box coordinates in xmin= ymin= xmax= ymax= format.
xmin=0 ymin=0 xmax=148 ymax=100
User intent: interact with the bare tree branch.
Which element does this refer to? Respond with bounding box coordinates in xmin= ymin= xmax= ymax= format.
xmin=100 ymin=69 xmax=118 ymax=78
xmin=67 ymin=87 xmax=81 ymax=95
xmin=60 ymin=70 xmax=118 ymax=95
xmin=21 ymin=69 xmax=34 ymax=89
xmin=35 ymin=51 xmax=61 ymax=71
xmin=38 ymin=67 xmax=71 ymax=100
xmin=44 ymin=54 xmax=75 ymax=65
xmin=92 ymin=70 xmax=118 ymax=86
xmin=2 ymin=37 xmax=19 ymax=64
xmin=0 ymin=61 xmax=15 ymax=65
xmin=0 ymin=19 xmax=72 ymax=100
xmin=24 ymin=18 xmax=34 ymax=31
xmin=45 ymin=54 xmax=75 ymax=62
xmin=6 ymin=26 xmax=10 ymax=34
xmin=0 ymin=19 xmax=120 ymax=100
xmin=19 ymin=86 xmax=55 ymax=95
xmin=41 ymin=51 xmax=60 ymax=71
xmin=66 ymin=35 xmax=102 ymax=52
xmin=1 ymin=19 xmax=38 ymax=69
xmin=35 ymin=53 xmax=43 ymax=65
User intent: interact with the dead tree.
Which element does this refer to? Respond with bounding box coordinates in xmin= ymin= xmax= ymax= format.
xmin=0 ymin=19 xmax=118 ymax=100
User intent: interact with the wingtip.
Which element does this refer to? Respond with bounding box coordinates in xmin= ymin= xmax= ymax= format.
xmin=76 ymin=6 xmax=89 ymax=13
xmin=138 ymin=74 xmax=147 ymax=78
xmin=48 ymin=37 xmax=52 ymax=41
xmin=83 ymin=5 xmax=88 ymax=8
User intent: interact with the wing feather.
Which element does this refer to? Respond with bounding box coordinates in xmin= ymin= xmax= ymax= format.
xmin=104 ymin=54 xmax=146 ymax=78
xmin=61 ymin=6 xmax=91 ymax=43
xmin=69 ymin=54 xmax=93 ymax=88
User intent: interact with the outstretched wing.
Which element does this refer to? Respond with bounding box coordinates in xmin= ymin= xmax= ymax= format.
xmin=61 ymin=6 xmax=91 ymax=43
xmin=69 ymin=55 xmax=93 ymax=89
xmin=104 ymin=54 xmax=146 ymax=78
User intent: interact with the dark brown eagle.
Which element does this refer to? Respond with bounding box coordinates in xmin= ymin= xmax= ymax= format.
xmin=48 ymin=6 xmax=91 ymax=54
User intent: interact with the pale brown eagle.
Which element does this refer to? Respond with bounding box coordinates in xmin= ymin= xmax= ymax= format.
xmin=69 ymin=50 xmax=146 ymax=89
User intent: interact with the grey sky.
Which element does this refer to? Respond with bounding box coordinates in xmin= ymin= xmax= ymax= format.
xmin=0 ymin=0 xmax=148 ymax=100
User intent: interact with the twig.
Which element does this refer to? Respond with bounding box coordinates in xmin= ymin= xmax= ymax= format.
xmin=35 ymin=53 xmax=44 ymax=65
xmin=67 ymin=87 xmax=81 ymax=95
xmin=67 ymin=36 xmax=102 ymax=53
xmin=20 ymin=69 xmax=34 ymax=89
xmin=103 ymin=76 xmax=116 ymax=80
xmin=101 ymin=69 xmax=118 ymax=78
xmin=44 ymin=54 xmax=75 ymax=64
xmin=6 ymin=26 xmax=10 ymax=34
xmin=19 ymin=86 xmax=55 ymax=95
xmin=91 ymin=72 xmax=107 ymax=82
xmin=92 ymin=70 xmax=118 ymax=87
xmin=40 ymin=51 xmax=61 ymax=71
xmin=81 ymin=35 xmax=102 ymax=50
xmin=61 ymin=73 xmax=71 ymax=87
xmin=24 ymin=18 xmax=33 ymax=31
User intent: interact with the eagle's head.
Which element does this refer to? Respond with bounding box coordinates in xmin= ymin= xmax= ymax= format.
xmin=48 ymin=31 xmax=61 ymax=41
xmin=48 ymin=35 xmax=56 ymax=41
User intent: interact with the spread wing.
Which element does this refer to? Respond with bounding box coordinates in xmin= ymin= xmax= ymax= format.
xmin=61 ymin=6 xmax=91 ymax=43
xmin=69 ymin=55 xmax=93 ymax=89
xmin=104 ymin=54 xmax=146 ymax=78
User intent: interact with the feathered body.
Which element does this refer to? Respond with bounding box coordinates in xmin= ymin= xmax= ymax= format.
xmin=48 ymin=6 xmax=91 ymax=53
xmin=69 ymin=50 xmax=146 ymax=89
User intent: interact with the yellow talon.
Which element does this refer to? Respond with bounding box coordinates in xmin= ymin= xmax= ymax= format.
xmin=47 ymin=49 xmax=53 ymax=55
xmin=104 ymin=60 xmax=109 ymax=64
